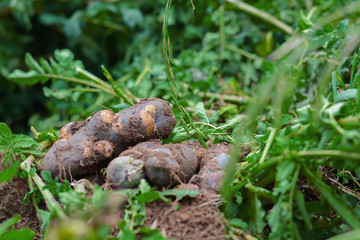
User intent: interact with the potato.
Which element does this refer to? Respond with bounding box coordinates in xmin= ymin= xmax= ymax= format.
xmin=106 ymin=156 xmax=145 ymax=189
xmin=41 ymin=129 xmax=116 ymax=178
xmin=200 ymin=142 xmax=231 ymax=169
xmin=144 ymin=144 xmax=199 ymax=187
xmin=199 ymin=153 xmax=230 ymax=193
xmin=41 ymin=98 xmax=176 ymax=179
xmin=58 ymin=121 xmax=87 ymax=140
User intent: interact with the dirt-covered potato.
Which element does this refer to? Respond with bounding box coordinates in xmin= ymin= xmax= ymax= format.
xmin=41 ymin=98 xmax=176 ymax=179
xmin=199 ymin=153 xmax=230 ymax=193
xmin=200 ymin=142 xmax=231 ymax=169
xmin=144 ymin=144 xmax=199 ymax=187
xmin=119 ymin=140 xmax=161 ymax=159
xmin=106 ymin=156 xmax=145 ymax=189
xmin=58 ymin=121 xmax=87 ymax=140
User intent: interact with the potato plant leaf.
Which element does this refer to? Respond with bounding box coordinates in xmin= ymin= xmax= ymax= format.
xmin=0 ymin=214 xmax=20 ymax=236
xmin=0 ymin=123 xmax=12 ymax=139
xmin=195 ymin=102 xmax=209 ymax=124
xmin=8 ymin=70 xmax=49 ymax=85
xmin=0 ymin=228 xmax=36 ymax=240
xmin=0 ymin=161 xmax=20 ymax=183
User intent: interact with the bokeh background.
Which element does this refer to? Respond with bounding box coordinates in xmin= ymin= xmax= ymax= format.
xmin=0 ymin=0 xmax=350 ymax=134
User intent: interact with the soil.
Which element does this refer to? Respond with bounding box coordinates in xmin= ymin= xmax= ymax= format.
xmin=144 ymin=197 xmax=226 ymax=240
xmin=0 ymin=152 xmax=41 ymax=239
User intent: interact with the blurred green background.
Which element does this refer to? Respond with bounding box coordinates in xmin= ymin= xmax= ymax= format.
xmin=0 ymin=0 xmax=353 ymax=134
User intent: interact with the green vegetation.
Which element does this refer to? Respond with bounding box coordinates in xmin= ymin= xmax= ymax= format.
xmin=1 ymin=0 xmax=360 ymax=239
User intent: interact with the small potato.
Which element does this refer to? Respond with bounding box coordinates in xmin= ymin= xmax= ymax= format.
xmin=106 ymin=156 xmax=145 ymax=189
xmin=200 ymin=142 xmax=231 ymax=168
xmin=199 ymin=153 xmax=230 ymax=193
xmin=41 ymin=129 xmax=116 ymax=179
xmin=119 ymin=140 xmax=161 ymax=160
xmin=144 ymin=144 xmax=199 ymax=187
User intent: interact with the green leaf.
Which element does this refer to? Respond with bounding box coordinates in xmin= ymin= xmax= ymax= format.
xmin=0 ymin=228 xmax=36 ymax=240
xmin=230 ymin=218 xmax=248 ymax=230
xmin=302 ymin=164 xmax=360 ymax=229
xmin=294 ymin=191 xmax=312 ymax=230
xmin=117 ymin=220 xmax=136 ymax=240
xmin=195 ymin=102 xmax=209 ymax=124
xmin=138 ymin=179 xmax=151 ymax=193
xmin=0 ymin=161 xmax=20 ymax=183
xmin=8 ymin=70 xmax=49 ymax=85
xmin=328 ymin=229 xmax=360 ymax=240
xmin=0 ymin=214 xmax=20 ymax=235
xmin=59 ymin=191 xmax=88 ymax=210
xmin=0 ymin=123 xmax=12 ymax=139
xmin=38 ymin=209 xmax=52 ymax=237
xmin=3 ymin=152 xmax=12 ymax=166
xmin=138 ymin=227 xmax=169 ymax=240
xmin=279 ymin=114 xmax=294 ymax=125
xmin=136 ymin=191 xmax=162 ymax=203
xmin=41 ymin=171 xmax=53 ymax=184
xmin=334 ymin=89 xmax=357 ymax=103
xmin=25 ymin=52 xmax=45 ymax=74
xmin=9 ymin=135 xmax=40 ymax=149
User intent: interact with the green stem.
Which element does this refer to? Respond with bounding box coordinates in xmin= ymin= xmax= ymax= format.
xmin=20 ymin=155 xmax=67 ymax=220
xmin=297 ymin=150 xmax=360 ymax=161
xmin=226 ymin=45 xmax=263 ymax=61
xmin=27 ymin=173 xmax=40 ymax=220
xmin=135 ymin=60 xmax=151 ymax=85
xmin=226 ymin=0 xmax=293 ymax=34
xmin=43 ymin=74 xmax=115 ymax=96
xmin=102 ymin=65 xmax=136 ymax=106
xmin=219 ymin=5 xmax=225 ymax=60
xmin=76 ymin=67 xmax=112 ymax=90
xmin=259 ymin=127 xmax=277 ymax=164
xmin=198 ymin=91 xmax=248 ymax=104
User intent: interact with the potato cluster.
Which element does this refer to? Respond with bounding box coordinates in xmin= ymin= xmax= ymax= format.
xmin=106 ymin=141 xmax=231 ymax=194
xmin=41 ymin=97 xmax=231 ymax=194
xmin=41 ymin=98 xmax=176 ymax=179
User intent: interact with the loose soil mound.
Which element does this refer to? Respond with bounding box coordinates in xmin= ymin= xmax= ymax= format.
xmin=144 ymin=197 xmax=225 ymax=240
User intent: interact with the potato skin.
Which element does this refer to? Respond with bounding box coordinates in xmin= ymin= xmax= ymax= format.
xmin=58 ymin=121 xmax=86 ymax=140
xmin=106 ymin=156 xmax=145 ymax=189
xmin=144 ymin=144 xmax=199 ymax=187
xmin=41 ymin=98 xmax=176 ymax=179
xmin=199 ymin=153 xmax=230 ymax=193
xmin=110 ymin=98 xmax=177 ymax=146
xmin=200 ymin=142 xmax=231 ymax=168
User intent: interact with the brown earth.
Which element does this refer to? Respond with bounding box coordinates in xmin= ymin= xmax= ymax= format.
xmin=0 ymin=152 xmax=41 ymax=239
xmin=144 ymin=197 xmax=226 ymax=240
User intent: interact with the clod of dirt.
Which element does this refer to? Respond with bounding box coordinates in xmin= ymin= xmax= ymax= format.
xmin=41 ymin=98 xmax=176 ymax=180
xmin=144 ymin=197 xmax=225 ymax=240
xmin=144 ymin=144 xmax=199 ymax=187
